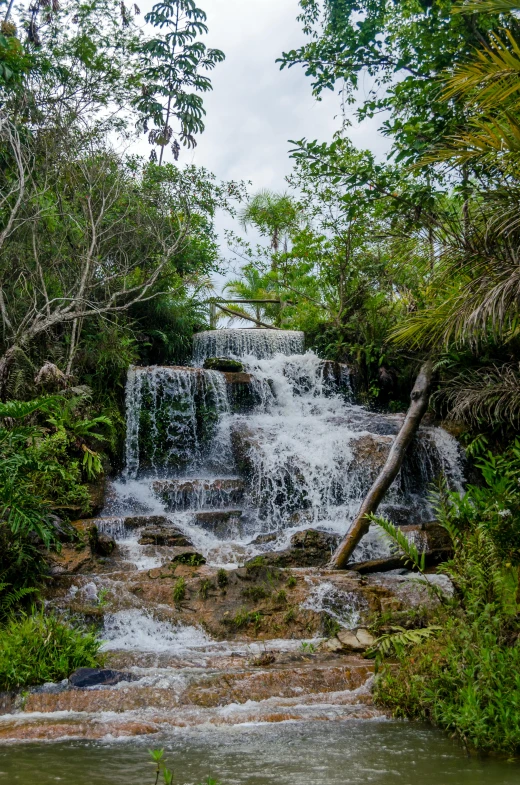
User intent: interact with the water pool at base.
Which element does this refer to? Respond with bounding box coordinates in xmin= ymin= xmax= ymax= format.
xmin=0 ymin=721 xmax=518 ymax=785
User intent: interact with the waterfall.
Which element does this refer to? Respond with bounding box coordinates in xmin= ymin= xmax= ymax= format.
xmin=192 ymin=328 xmax=305 ymax=365
xmin=124 ymin=365 xmax=230 ymax=479
xmin=116 ymin=329 xmax=465 ymax=564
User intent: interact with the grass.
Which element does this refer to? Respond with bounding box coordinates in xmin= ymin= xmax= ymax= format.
xmin=217 ymin=568 xmax=228 ymax=589
xmin=222 ymin=608 xmax=263 ymax=632
xmin=273 ymin=589 xmax=287 ymax=605
xmin=0 ymin=612 xmax=103 ymax=690
xmin=375 ymin=612 xmax=520 ymax=755
xmin=322 ymin=613 xmax=341 ymax=638
xmin=173 ymin=577 xmax=186 ymax=605
xmin=199 ymin=578 xmax=214 ymax=600
xmin=242 ymin=586 xmax=270 ymax=602
xmin=286 ymin=575 xmax=297 ymax=588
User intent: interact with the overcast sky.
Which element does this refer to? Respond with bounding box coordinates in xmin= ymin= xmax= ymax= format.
xmin=137 ymin=0 xmax=391 ymax=289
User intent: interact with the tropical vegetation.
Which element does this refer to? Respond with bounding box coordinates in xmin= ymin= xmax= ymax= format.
xmin=1 ymin=0 xmax=520 ymax=759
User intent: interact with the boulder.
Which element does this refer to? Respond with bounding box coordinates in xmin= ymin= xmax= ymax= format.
xmin=69 ymin=668 xmax=135 ymax=689
xmin=124 ymin=515 xmax=171 ymax=529
xmin=93 ymin=533 xmax=116 ymax=556
xmin=349 ymin=522 xmax=453 ymax=574
xmin=245 ymin=529 xmax=340 ymax=569
xmin=138 ymin=527 xmax=192 ymax=547
xmin=290 ymin=528 xmax=340 ymax=554
xmin=321 ymin=637 xmax=344 ymax=653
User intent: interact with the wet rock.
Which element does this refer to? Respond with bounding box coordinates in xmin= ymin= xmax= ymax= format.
xmin=291 ymin=528 xmax=340 ymax=554
xmin=204 ymin=357 xmax=244 ymax=372
xmin=152 ymin=478 xmax=245 ymax=511
xmin=138 ymin=527 xmax=193 ymax=546
xmin=251 ymin=532 xmax=279 ymax=546
xmin=194 ymin=509 xmax=244 ymax=537
xmin=47 ymin=546 xmax=94 ymax=576
xmin=92 ymin=532 xmax=116 ymax=556
xmin=69 ymin=668 xmax=135 ymax=689
xmin=86 ymin=475 xmax=106 ymax=516
xmin=249 ymin=651 xmax=276 ymax=667
xmin=245 ymin=529 xmax=340 ymax=568
xmin=124 ymin=515 xmax=171 ymax=529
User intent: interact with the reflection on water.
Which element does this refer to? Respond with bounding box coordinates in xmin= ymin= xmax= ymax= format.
xmin=0 ymin=721 xmax=517 ymax=785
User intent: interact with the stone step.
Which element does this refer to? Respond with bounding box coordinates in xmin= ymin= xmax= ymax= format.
xmin=12 ymin=659 xmax=374 ymax=716
xmin=151 ymin=477 xmax=245 ymax=511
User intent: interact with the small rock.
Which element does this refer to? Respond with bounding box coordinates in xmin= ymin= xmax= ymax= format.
xmin=321 ymin=637 xmax=344 ymax=653
xmin=69 ymin=668 xmax=135 ymax=689
xmin=337 ymin=629 xmax=364 ymax=651
xmin=337 ymin=627 xmax=376 ymax=651
xmin=250 ymin=651 xmax=276 ymax=667
xmin=355 ymin=628 xmax=376 ymax=648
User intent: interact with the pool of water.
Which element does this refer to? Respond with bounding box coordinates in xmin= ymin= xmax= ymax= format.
xmin=0 ymin=721 xmax=517 ymax=785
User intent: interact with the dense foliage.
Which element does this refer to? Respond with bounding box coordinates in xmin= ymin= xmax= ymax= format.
xmin=371 ymin=443 xmax=520 ymax=754
xmin=0 ymin=612 xmax=102 ymax=690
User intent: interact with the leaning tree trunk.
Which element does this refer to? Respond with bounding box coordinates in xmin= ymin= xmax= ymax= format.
xmin=329 ymin=359 xmax=435 ymax=570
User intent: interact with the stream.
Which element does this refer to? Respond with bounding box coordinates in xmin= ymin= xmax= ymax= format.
xmin=1 ymin=722 xmax=518 ymax=784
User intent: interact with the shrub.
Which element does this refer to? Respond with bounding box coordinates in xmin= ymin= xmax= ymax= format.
xmin=375 ymin=614 xmax=520 ymax=755
xmin=0 ymin=612 xmax=103 ymax=690
xmin=217 ymin=568 xmax=228 ymax=589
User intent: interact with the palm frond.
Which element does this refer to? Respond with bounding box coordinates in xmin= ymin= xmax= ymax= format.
xmin=443 ymin=32 xmax=520 ymax=111
xmin=453 ymin=0 xmax=520 ymax=14
xmin=436 ymin=362 xmax=520 ymax=425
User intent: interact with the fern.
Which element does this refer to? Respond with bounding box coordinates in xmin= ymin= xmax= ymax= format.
xmin=367 ymin=513 xmax=426 ymax=572
xmin=370 ymin=624 xmax=443 ymax=661
xmin=0 ymin=583 xmax=38 ymax=621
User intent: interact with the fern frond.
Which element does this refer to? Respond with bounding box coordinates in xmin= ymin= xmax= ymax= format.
xmin=368 ymin=514 xmax=426 ymax=572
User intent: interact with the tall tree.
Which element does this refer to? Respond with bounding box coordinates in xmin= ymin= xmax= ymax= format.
xmin=133 ymin=0 xmax=225 ymax=164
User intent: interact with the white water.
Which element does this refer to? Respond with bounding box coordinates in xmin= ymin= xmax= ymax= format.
xmin=108 ymin=330 xmax=466 ymax=569
xmin=192 ymin=328 xmax=305 ymax=365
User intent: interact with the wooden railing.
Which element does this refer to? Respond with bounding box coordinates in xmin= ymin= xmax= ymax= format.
xmin=207 ymin=298 xmax=295 ymax=329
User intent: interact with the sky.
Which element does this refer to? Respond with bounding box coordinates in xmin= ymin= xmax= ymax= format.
xmin=137 ymin=0 xmax=391 ymax=291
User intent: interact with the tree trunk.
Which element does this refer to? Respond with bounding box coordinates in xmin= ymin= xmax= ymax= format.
xmin=0 ymin=345 xmax=19 ymax=400
xmin=329 ymin=360 xmax=435 ymax=570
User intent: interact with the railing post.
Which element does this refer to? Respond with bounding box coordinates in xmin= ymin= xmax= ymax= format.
xmin=209 ymin=301 xmax=217 ymax=330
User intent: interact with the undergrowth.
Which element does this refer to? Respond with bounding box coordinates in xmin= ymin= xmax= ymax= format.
xmin=370 ymin=443 xmax=520 ymax=756
xmin=0 ymin=612 xmax=103 ymax=690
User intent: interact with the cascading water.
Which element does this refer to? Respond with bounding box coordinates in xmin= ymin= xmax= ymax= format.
xmin=3 ymin=328 xmax=469 ymax=749
xmin=124 ymin=365 xmax=230 ymax=479
xmin=111 ymin=328 xmax=465 ymax=567
xmin=193 ymin=327 xmax=305 ymax=365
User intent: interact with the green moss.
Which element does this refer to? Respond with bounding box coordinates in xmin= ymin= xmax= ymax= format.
xmin=217 ymin=568 xmax=229 ymax=589
xmin=203 ymin=357 xmax=244 ymax=372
